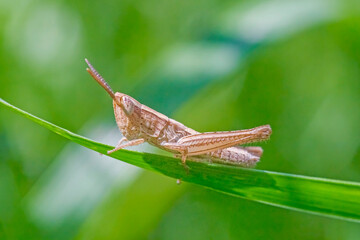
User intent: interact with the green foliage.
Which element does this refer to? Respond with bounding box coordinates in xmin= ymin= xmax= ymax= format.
xmin=1 ymin=0 xmax=360 ymax=239
xmin=2 ymin=98 xmax=360 ymax=224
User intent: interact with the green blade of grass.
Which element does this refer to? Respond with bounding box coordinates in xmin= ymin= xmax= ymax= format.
xmin=2 ymin=98 xmax=360 ymax=223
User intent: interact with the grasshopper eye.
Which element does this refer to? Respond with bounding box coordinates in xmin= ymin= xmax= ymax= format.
xmin=121 ymin=96 xmax=135 ymax=115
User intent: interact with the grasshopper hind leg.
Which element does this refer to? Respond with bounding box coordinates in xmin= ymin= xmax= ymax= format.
xmin=163 ymin=125 xmax=271 ymax=160
xmin=173 ymin=152 xmax=190 ymax=174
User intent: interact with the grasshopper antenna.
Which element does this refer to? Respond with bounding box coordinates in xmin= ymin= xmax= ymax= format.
xmin=85 ymin=58 xmax=117 ymax=102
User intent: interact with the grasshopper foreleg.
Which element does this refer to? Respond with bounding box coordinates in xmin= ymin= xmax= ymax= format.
xmin=108 ymin=138 xmax=144 ymax=154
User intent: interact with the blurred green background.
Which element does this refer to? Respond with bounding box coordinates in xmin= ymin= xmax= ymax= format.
xmin=1 ymin=0 xmax=360 ymax=239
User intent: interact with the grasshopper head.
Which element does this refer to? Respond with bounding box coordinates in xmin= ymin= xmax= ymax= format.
xmin=113 ymin=92 xmax=142 ymax=139
xmin=114 ymin=93 xmax=141 ymax=116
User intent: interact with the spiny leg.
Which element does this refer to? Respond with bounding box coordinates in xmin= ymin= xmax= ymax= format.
xmin=181 ymin=151 xmax=187 ymax=165
xmin=172 ymin=152 xmax=188 ymax=165
xmin=107 ymin=138 xmax=144 ymax=154
xmin=172 ymin=151 xmax=189 ymax=173
xmin=182 ymin=151 xmax=191 ymax=172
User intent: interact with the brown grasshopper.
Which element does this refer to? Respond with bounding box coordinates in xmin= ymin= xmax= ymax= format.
xmin=85 ymin=59 xmax=272 ymax=168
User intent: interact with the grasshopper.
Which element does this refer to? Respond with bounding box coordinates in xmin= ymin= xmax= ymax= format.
xmin=85 ymin=59 xmax=272 ymax=168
